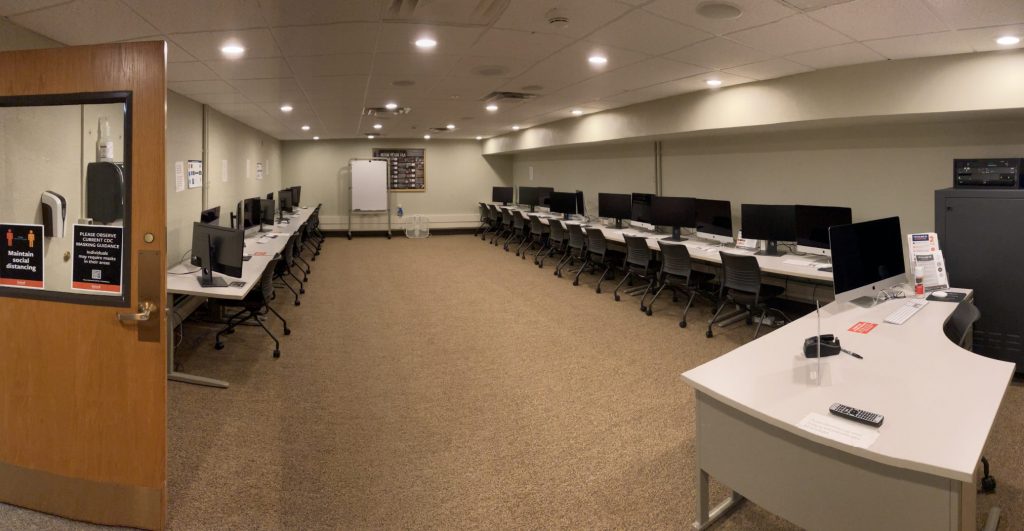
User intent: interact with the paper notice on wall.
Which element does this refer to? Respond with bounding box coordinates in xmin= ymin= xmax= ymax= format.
xmin=187 ymin=160 xmax=203 ymax=188
xmin=256 ymin=161 xmax=264 ymax=180
xmin=221 ymin=159 xmax=229 ymax=182
xmin=174 ymin=161 xmax=185 ymax=192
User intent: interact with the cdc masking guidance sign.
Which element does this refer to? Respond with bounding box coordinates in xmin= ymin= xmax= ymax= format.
xmin=72 ymin=225 xmax=123 ymax=295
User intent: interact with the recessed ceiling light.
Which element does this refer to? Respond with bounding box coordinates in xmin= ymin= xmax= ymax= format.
xmin=414 ymin=37 xmax=437 ymax=49
xmin=588 ymin=54 xmax=608 ymax=66
xmin=423 ymin=134 xmax=431 ymax=139
xmin=512 ymin=125 xmax=520 ymax=131
xmin=385 ymin=102 xmax=398 ymax=110
xmin=373 ymin=123 xmax=383 ymax=130
xmin=280 ymin=104 xmax=293 ymax=113
xmin=220 ymin=43 xmax=245 ymax=59
xmin=446 ymin=124 xmax=455 ymax=130
xmin=313 ymin=136 xmax=319 ymax=140
xmin=696 ymin=1 xmax=743 ymax=20
xmin=476 ymin=136 xmax=483 ymax=140
xmin=996 ymin=36 xmax=1021 ymax=46
xmin=367 ymin=134 xmax=375 ymax=139
xmin=571 ymin=109 xmax=583 ymax=116
xmin=485 ymin=103 xmax=499 ymax=112
xmin=301 ymin=125 xmax=310 ymax=131
xmin=706 ymin=79 xmax=723 ymax=87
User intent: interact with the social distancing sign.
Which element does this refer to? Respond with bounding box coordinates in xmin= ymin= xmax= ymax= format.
xmin=0 ymin=223 xmax=44 ymax=289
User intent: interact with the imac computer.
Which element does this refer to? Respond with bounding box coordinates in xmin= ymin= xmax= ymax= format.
xmin=650 ymin=196 xmax=695 ymax=242
xmin=598 ymin=193 xmax=631 ymax=229
xmin=290 ymin=186 xmax=302 ymax=207
xmin=266 ymin=192 xmax=273 ymax=200
xmin=575 ymin=190 xmax=586 ymax=217
xmin=279 ymin=190 xmax=294 ymax=213
xmin=260 ymin=199 xmax=276 ymax=231
xmin=829 ymin=216 xmax=905 ymax=307
xmin=741 ymin=204 xmax=796 ymax=256
xmin=190 ymin=222 xmax=244 ymax=288
xmin=694 ymin=199 xmax=733 ymax=244
xmin=795 ymin=205 xmax=852 ymax=257
xmin=631 ymin=193 xmax=654 ymax=228
xmin=200 ymin=206 xmax=220 ymax=225
xmin=537 ymin=187 xmax=554 ymax=208
xmin=518 ymin=186 xmax=539 ymax=211
xmin=549 ymin=192 xmax=577 ymax=220
xmin=492 ymin=186 xmax=513 ymax=205
xmin=235 ymin=198 xmax=261 ymax=236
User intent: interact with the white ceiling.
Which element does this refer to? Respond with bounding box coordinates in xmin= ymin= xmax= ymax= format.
xmin=1 ymin=0 xmax=1022 ymax=140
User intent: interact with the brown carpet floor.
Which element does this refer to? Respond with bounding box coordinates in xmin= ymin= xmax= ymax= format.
xmin=1 ymin=234 xmax=1022 ymax=529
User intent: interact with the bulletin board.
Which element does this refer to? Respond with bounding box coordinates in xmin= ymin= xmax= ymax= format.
xmin=373 ymin=148 xmax=425 ymax=191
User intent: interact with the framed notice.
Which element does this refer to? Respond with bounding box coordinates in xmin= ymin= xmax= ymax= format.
xmin=373 ymin=148 xmax=425 ymax=191
xmin=71 ymin=225 xmax=123 ymax=295
xmin=0 ymin=223 xmax=44 ymax=289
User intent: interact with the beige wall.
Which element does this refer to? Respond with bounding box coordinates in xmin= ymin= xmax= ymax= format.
xmin=165 ymin=91 xmax=203 ymax=266
xmin=205 ymin=108 xmax=283 ymax=229
xmin=281 ymin=139 xmax=511 ymax=231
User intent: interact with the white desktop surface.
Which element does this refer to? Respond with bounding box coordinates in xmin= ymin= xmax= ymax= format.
xmin=682 ymin=291 xmax=1014 ymax=482
xmin=167 ymin=207 xmax=313 ymax=300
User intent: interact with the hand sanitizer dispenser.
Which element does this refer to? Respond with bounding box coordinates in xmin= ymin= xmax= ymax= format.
xmin=41 ymin=190 xmax=67 ymax=238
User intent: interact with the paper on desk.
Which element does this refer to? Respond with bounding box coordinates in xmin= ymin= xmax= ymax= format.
xmin=784 ymin=259 xmax=815 ymax=266
xmin=797 ymin=412 xmax=880 ymax=449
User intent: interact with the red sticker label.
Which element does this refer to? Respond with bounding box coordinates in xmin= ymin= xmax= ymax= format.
xmin=849 ymin=321 xmax=878 ymax=334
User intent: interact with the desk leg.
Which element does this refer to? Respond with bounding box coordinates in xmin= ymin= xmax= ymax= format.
xmin=693 ymin=390 xmax=744 ymax=530
xmin=166 ymin=301 xmax=230 ymax=389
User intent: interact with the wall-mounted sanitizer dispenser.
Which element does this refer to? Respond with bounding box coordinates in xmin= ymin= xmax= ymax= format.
xmin=40 ymin=190 xmax=67 ymax=238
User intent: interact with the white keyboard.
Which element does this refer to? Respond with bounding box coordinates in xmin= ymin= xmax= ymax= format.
xmin=884 ymin=300 xmax=928 ymax=325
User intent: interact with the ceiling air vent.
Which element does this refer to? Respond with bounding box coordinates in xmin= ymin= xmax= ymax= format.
xmin=363 ymin=106 xmax=411 ymax=117
xmin=426 ymin=127 xmax=450 ymax=134
xmin=482 ymin=91 xmax=539 ymax=103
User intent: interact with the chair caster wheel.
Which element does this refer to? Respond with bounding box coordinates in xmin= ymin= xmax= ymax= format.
xmin=672 ymin=296 xmax=678 ymax=303
xmin=295 ymin=301 xmax=301 ymax=306
xmin=614 ymin=295 xmax=620 ymax=301
xmin=215 ymin=342 xmax=224 ymax=350
xmin=300 ymin=289 xmax=306 ymax=294
xmin=646 ymin=308 xmax=653 ymax=316
xmin=596 ymin=288 xmax=602 ymax=294
xmin=679 ymin=321 xmax=687 ymax=328
xmin=572 ymin=280 xmax=579 ymax=286
xmin=284 ymin=328 xmax=291 ymax=336
xmin=706 ymin=330 xmax=713 ymax=338
xmin=639 ymin=305 xmax=646 ymax=312
xmin=225 ymin=329 xmax=235 ymax=335
xmin=273 ymin=350 xmax=280 ymax=358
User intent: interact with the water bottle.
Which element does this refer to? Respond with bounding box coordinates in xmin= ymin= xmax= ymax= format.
xmin=397 ymin=204 xmax=404 ymax=218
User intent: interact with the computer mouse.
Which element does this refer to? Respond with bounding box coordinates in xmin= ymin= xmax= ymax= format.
xmin=932 ymin=291 xmax=948 ymax=298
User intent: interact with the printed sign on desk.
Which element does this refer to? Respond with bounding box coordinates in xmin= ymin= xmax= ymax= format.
xmin=71 ymin=225 xmax=123 ymax=295
xmin=0 ymin=223 xmax=44 ymax=289
xmin=848 ymin=321 xmax=878 ymax=334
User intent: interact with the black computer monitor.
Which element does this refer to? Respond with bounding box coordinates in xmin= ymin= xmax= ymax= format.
xmin=829 ymin=217 xmax=906 ymax=306
xmin=694 ymin=199 xmax=733 ymax=243
xmin=537 ymin=187 xmax=554 ymax=207
xmin=190 ymin=222 xmax=244 ymax=288
xmin=741 ymin=204 xmax=796 ymax=256
xmin=549 ymin=192 xmax=577 ymax=219
xmin=247 ymin=197 xmax=261 ymax=228
xmin=518 ymin=186 xmax=539 ymax=211
xmin=795 ymin=205 xmax=853 ymax=257
xmin=279 ymin=190 xmax=294 ymax=213
xmin=200 ymin=206 xmax=220 ymax=225
xmin=260 ymin=199 xmax=276 ymax=230
xmin=631 ymin=193 xmax=655 ymax=224
xmin=650 ymin=196 xmax=695 ymax=241
xmin=598 ymin=193 xmax=631 ymax=228
xmin=291 ymin=186 xmax=302 ymax=207
xmin=575 ymin=190 xmax=585 ymax=216
xmin=266 ymin=192 xmax=273 ymax=200
xmin=492 ymin=186 xmax=513 ymax=205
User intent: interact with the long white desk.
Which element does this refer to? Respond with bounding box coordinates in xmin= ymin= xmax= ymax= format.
xmin=166 ymin=206 xmax=315 ymax=387
xmin=681 ymin=290 xmax=1014 ymax=530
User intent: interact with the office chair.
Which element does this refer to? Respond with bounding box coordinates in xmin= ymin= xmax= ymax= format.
xmin=944 ymin=301 xmax=981 ymax=350
xmin=475 ymin=203 xmax=492 ymax=238
xmin=299 ymin=222 xmax=318 ymax=268
xmin=293 ymin=224 xmax=312 ymax=280
xmin=520 ymin=215 xmax=549 ymax=261
xmin=215 ymin=257 xmax=289 ymax=358
xmin=558 ymin=222 xmax=588 ymax=278
xmin=707 ymin=251 xmax=787 ymax=340
xmin=494 ymin=207 xmax=514 ymax=247
xmin=506 ymin=210 xmax=528 ymax=254
xmin=274 ymin=233 xmax=304 ymax=305
xmin=648 ymin=241 xmax=714 ymax=326
xmin=575 ymin=227 xmax=619 ymax=294
xmin=483 ymin=204 xmax=501 ymax=241
xmin=614 ymin=235 xmax=658 ymax=311
xmin=537 ymin=219 xmax=567 ymax=268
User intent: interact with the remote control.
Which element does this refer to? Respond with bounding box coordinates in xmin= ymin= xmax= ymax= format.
xmin=829 ymin=403 xmax=884 ymax=427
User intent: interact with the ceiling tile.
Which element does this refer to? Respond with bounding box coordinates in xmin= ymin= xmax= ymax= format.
xmin=426 ymin=76 xmax=507 ymax=100
xmin=167 ymin=80 xmax=239 ymax=95
xmin=663 ymin=37 xmax=772 ymax=69
xmin=956 ymin=24 xmax=1024 ymax=52
xmin=365 ymin=77 xmax=440 ymax=103
xmin=168 ymin=61 xmax=220 ymax=82
xmin=501 ymin=41 xmax=648 ymax=94
xmin=297 ymin=75 xmax=370 ymax=101
xmin=0 ymin=0 xmax=69 ymax=17
xmin=206 ymin=57 xmax=292 ymax=79
xmin=260 ymin=0 xmax=381 ymax=26
xmin=726 ymin=14 xmax=852 ymax=56
xmin=919 ymin=0 xmax=1024 ymax=30
xmin=171 ymin=29 xmax=280 ymax=60
xmin=447 ymin=55 xmax=534 ymax=78
xmin=782 ymin=0 xmax=857 ymax=9
xmin=786 ymin=42 xmax=886 ymax=68
xmin=123 ymin=0 xmax=266 ymax=33
xmin=808 ymin=0 xmax=947 ymax=41
xmin=229 ymin=77 xmax=305 ymax=102
xmin=370 ymin=53 xmax=462 ymax=77
xmin=185 ymin=92 xmax=252 ymax=105
xmin=601 ymin=72 xmax=754 ymax=104
xmin=374 ymin=23 xmax=486 ymax=55
xmin=493 ymin=0 xmax=631 ymax=38
xmin=272 ymin=23 xmax=378 ymax=56
xmin=643 ymin=0 xmax=796 ymax=35
xmin=468 ymin=28 xmax=573 ymax=60
xmin=11 ymin=0 xmax=159 ymax=45
xmin=723 ymin=58 xmax=814 ymax=80
xmin=256 ymin=101 xmax=316 ymax=119
xmin=122 ymin=37 xmax=196 ymax=62
xmin=567 ymin=57 xmax=708 ymax=100
xmin=287 ymin=54 xmax=375 ymax=77
xmin=864 ymin=31 xmax=973 ymax=59
xmin=586 ymin=9 xmax=712 ymax=55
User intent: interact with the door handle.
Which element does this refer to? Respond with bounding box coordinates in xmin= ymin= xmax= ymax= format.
xmin=117 ymin=301 xmax=157 ymax=323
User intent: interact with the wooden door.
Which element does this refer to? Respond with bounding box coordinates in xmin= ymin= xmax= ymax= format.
xmin=0 ymin=43 xmax=166 ymax=529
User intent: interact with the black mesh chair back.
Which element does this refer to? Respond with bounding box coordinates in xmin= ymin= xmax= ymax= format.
xmin=478 ymin=203 xmax=488 ymax=222
xmin=486 ymin=204 xmax=500 ymax=223
xmin=567 ymin=223 xmax=586 ymax=251
xmin=586 ymin=227 xmax=608 ymax=256
xmin=258 ymin=256 xmax=278 ymax=301
xmin=944 ymin=301 xmax=981 ymax=349
xmin=548 ymin=219 xmax=565 ymax=244
xmin=500 ymin=208 xmax=513 ymax=227
xmin=282 ymin=233 xmax=299 ymax=266
xmin=623 ymin=235 xmax=653 ymax=270
xmin=658 ymin=241 xmax=694 ymax=279
xmin=513 ymin=211 xmax=527 ymax=231
xmin=720 ymin=252 xmax=762 ymax=295
xmin=529 ymin=216 xmax=546 ymax=236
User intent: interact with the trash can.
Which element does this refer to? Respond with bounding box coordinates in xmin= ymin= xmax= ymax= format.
xmin=404 ymin=215 xmax=429 ymax=239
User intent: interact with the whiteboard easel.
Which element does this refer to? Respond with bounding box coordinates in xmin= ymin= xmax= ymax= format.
xmin=348 ymin=159 xmax=392 ymax=240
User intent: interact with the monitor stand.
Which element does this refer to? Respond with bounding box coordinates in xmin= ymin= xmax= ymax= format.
xmin=564 ymin=213 xmax=571 ymax=220
xmin=758 ymin=239 xmax=785 ymax=256
xmin=197 ymin=267 xmax=228 ymax=288
xmin=259 ymin=221 xmax=273 ymax=232
xmin=849 ymin=296 xmax=878 ymax=308
xmin=614 ymin=218 xmax=623 ymax=229
xmin=663 ymin=226 xmax=687 ymax=242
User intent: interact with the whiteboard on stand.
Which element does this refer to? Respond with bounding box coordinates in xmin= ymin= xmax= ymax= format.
xmin=351 ymin=159 xmax=389 ymax=211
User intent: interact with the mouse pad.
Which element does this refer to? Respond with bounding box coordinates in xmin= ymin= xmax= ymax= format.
xmin=927 ymin=292 xmax=966 ymax=302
